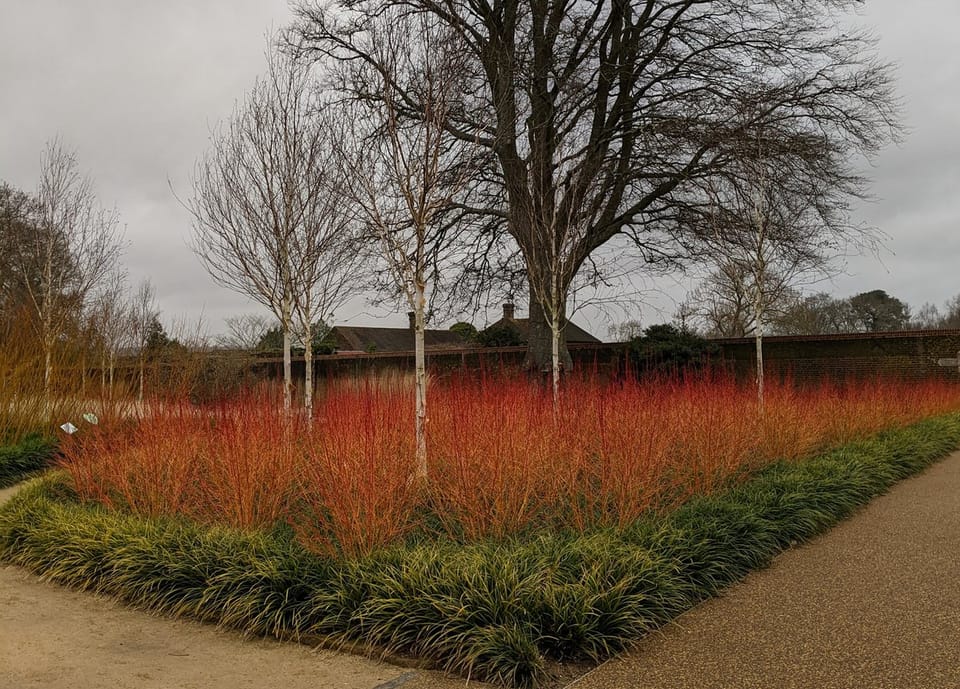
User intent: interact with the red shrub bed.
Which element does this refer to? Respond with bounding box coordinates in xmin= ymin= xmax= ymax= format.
xmin=59 ymin=374 xmax=960 ymax=557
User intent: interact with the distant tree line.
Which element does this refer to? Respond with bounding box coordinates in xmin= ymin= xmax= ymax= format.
xmin=0 ymin=141 xmax=130 ymax=399
xmin=675 ymin=286 xmax=960 ymax=338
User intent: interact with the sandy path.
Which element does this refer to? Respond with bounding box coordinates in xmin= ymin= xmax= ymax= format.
xmin=1 ymin=564 xmax=403 ymax=689
xmin=0 ymin=484 xmax=481 ymax=689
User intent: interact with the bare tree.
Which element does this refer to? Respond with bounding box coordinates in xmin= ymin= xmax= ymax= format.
xmin=187 ymin=45 xmax=333 ymax=411
xmin=327 ymin=11 xmax=475 ymax=479
xmin=686 ymin=125 xmax=877 ymax=403
xmin=909 ymin=295 xmax=960 ymax=331
xmin=87 ymin=268 xmax=131 ymax=399
xmin=683 ymin=262 xmax=816 ymax=338
xmin=770 ymin=291 xmax=850 ymax=335
xmin=939 ymin=295 xmax=960 ymax=329
xmin=608 ymin=319 xmax=644 ymax=343
xmin=682 ymin=265 xmax=759 ymax=338
xmin=294 ymin=0 xmax=900 ymax=372
xmin=910 ymin=302 xmax=943 ymax=331
xmin=288 ymin=151 xmax=363 ymax=418
xmin=129 ymin=279 xmax=158 ymax=406
xmin=16 ymin=139 xmax=123 ymax=398
xmin=218 ymin=314 xmax=271 ymax=350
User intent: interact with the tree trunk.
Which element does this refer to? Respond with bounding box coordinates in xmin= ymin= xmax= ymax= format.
xmin=281 ymin=295 xmax=293 ymax=412
xmin=41 ymin=254 xmax=54 ymax=404
xmin=413 ymin=284 xmax=428 ymax=481
xmin=138 ymin=354 xmax=145 ymax=406
xmin=524 ymin=294 xmax=572 ymax=374
xmin=303 ymin=320 xmax=314 ymax=420
xmin=43 ymin=339 xmax=53 ymax=403
xmin=755 ymin=301 xmax=765 ymax=410
xmin=551 ymin=320 xmax=561 ymax=411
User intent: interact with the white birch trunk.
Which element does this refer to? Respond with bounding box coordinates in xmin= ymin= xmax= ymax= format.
xmin=42 ymin=252 xmax=54 ymax=402
xmin=281 ymin=293 xmax=293 ymax=412
xmin=551 ymin=320 xmax=561 ymax=412
xmin=43 ymin=342 xmax=53 ymax=402
xmin=755 ymin=299 xmax=765 ymax=410
xmin=414 ymin=283 xmax=427 ymax=480
xmin=303 ymin=319 xmax=314 ymax=420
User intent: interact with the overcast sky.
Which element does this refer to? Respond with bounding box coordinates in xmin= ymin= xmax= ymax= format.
xmin=2 ymin=1 xmax=958 ymax=338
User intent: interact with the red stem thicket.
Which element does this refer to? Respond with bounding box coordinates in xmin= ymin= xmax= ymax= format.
xmin=59 ymin=373 xmax=960 ymax=557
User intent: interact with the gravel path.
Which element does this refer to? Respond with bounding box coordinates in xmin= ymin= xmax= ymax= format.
xmin=570 ymin=450 xmax=960 ymax=689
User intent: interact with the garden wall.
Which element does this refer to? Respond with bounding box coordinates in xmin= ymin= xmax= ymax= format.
xmin=119 ymin=329 xmax=960 ymax=398
xmin=714 ymin=330 xmax=960 ymax=382
xmin=273 ymin=330 xmax=960 ymax=383
xmin=250 ymin=343 xmax=622 ymax=383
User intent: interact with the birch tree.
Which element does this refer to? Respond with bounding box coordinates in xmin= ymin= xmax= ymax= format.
xmin=18 ymin=139 xmax=122 ymax=398
xmin=87 ymin=268 xmax=130 ymax=399
xmin=289 ymin=150 xmax=362 ymax=418
xmin=188 ymin=46 xmax=331 ymax=411
xmin=130 ymin=279 xmax=158 ymax=406
xmin=328 ymin=11 xmax=474 ymax=479
xmin=690 ymin=125 xmax=878 ymax=404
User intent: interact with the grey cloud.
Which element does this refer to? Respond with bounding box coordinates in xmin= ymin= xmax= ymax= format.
xmin=3 ymin=0 xmax=959 ymax=338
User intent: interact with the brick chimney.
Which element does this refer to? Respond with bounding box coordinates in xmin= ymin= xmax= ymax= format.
xmin=503 ymin=302 xmax=516 ymax=320
xmin=407 ymin=311 xmax=416 ymax=329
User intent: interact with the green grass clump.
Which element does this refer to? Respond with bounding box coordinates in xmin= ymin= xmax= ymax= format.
xmin=0 ymin=434 xmax=57 ymax=488
xmin=2 ymin=415 xmax=960 ymax=687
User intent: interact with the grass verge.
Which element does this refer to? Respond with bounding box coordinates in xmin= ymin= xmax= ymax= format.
xmin=2 ymin=414 xmax=959 ymax=687
xmin=0 ymin=435 xmax=57 ymax=488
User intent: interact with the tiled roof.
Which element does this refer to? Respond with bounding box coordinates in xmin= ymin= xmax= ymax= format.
xmin=486 ymin=317 xmax=601 ymax=344
xmin=331 ymin=326 xmax=468 ymax=353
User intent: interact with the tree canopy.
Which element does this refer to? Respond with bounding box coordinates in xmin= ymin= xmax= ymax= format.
xmin=293 ymin=0 xmax=900 ymax=368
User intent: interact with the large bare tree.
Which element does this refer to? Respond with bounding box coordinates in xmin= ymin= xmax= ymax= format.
xmin=187 ymin=46 xmax=341 ymax=411
xmin=217 ymin=314 xmax=272 ymax=350
xmin=326 ymin=11 xmax=475 ymax=478
xmin=16 ymin=140 xmax=123 ymax=397
xmin=294 ymin=0 xmax=900 ymax=370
